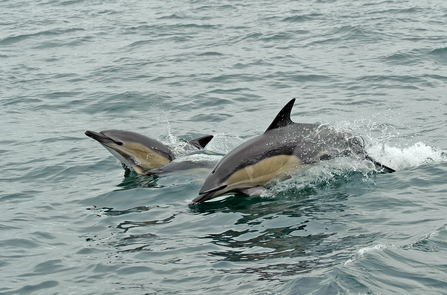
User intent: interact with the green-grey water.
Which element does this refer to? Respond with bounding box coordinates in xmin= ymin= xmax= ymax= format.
xmin=1 ymin=0 xmax=447 ymax=294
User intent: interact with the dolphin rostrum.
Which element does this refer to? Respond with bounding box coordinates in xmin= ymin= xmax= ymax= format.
xmin=85 ymin=129 xmax=213 ymax=175
xmin=192 ymin=98 xmax=395 ymax=204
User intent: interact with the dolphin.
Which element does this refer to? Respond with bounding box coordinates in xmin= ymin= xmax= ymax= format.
xmin=192 ymin=98 xmax=395 ymax=204
xmin=85 ymin=129 xmax=213 ymax=175
xmin=145 ymin=150 xmax=225 ymax=175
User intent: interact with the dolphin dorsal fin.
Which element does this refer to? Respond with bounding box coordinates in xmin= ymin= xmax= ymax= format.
xmin=189 ymin=135 xmax=214 ymax=149
xmin=265 ymin=98 xmax=296 ymax=132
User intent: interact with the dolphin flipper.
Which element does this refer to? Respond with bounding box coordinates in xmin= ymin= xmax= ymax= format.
xmin=131 ymin=163 xmax=147 ymax=175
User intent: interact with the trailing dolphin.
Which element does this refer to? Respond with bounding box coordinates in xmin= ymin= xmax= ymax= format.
xmin=145 ymin=150 xmax=225 ymax=175
xmin=85 ymin=129 xmax=213 ymax=175
xmin=192 ymin=98 xmax=395 ymax=204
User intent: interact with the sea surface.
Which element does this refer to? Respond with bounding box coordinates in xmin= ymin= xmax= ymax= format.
xmin=1 ymin=0 xmax=447 ymax=294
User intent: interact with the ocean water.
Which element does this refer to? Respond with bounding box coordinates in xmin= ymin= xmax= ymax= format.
xmin=1 ymin=0 xmax=447 ymax=294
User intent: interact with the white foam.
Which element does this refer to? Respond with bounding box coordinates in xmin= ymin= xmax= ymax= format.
xmin=171 ymin=153 xmax=223 ymax=164
xmin=366 ymin=142 xmax=445 ymax=171
xmin=165 ymin=133 xmax=243 ymax=158
xmin=203 ymin=133 xmax=245 ymax=154
xmin=344 ymin=244 xmax=389 ymax=266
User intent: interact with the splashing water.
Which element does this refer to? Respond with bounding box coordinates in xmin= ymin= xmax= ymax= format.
xmin=367 ymin=142 xmax=445 ymax=171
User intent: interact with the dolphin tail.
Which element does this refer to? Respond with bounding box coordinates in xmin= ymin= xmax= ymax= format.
xmin=188 ymin=135 xmax=214 ymax=149
xmin=365 ymin=155 xmax=395 ymax=173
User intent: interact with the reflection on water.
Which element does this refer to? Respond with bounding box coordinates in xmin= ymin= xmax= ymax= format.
xmin=191 ymin=186 xmax=348 ymax=278
xmin=117 ymin=214 xmax=176 ymax=232
xmin=79 ymin=161 xmax=430 ymax=292
xmin=205 ymin=228 xmax=329 ymax=261
xmin=82 ymin=171 xmax=385 ymax=283
xmin=116 ymin=172 xmax=160 ymax=190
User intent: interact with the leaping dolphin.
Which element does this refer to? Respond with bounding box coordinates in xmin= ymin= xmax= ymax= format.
xmin=85 ymin=129 xmax=213 ymax=175
xmin=192 ymin=98 xmax=395 ymax=204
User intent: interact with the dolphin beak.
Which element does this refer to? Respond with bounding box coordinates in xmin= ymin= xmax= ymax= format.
xmin=85 ymin=130 xmax=122 ymax=146
xmin=85 ymin=130 xmax=103 ymax=140
xmin=191 ymin=193 xmax=211 ymax=204
xmin=191 ymin=184 xmax=228 ymax=204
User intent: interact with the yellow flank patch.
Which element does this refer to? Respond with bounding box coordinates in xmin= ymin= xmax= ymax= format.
xmin=121 ymin=142 xmax=170 ymax=170
xmin=224 ymin=155 xmax=302 ymax=191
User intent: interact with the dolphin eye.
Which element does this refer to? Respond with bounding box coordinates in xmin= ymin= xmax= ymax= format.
xmin=110 ymin=138 xmax=124 ymax=146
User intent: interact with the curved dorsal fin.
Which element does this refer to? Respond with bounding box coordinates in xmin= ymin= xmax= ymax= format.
xmin=265 ymin=98 xmax=296 ymax=132
xmin=188 ymin=135 xmax=214 ymax=149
